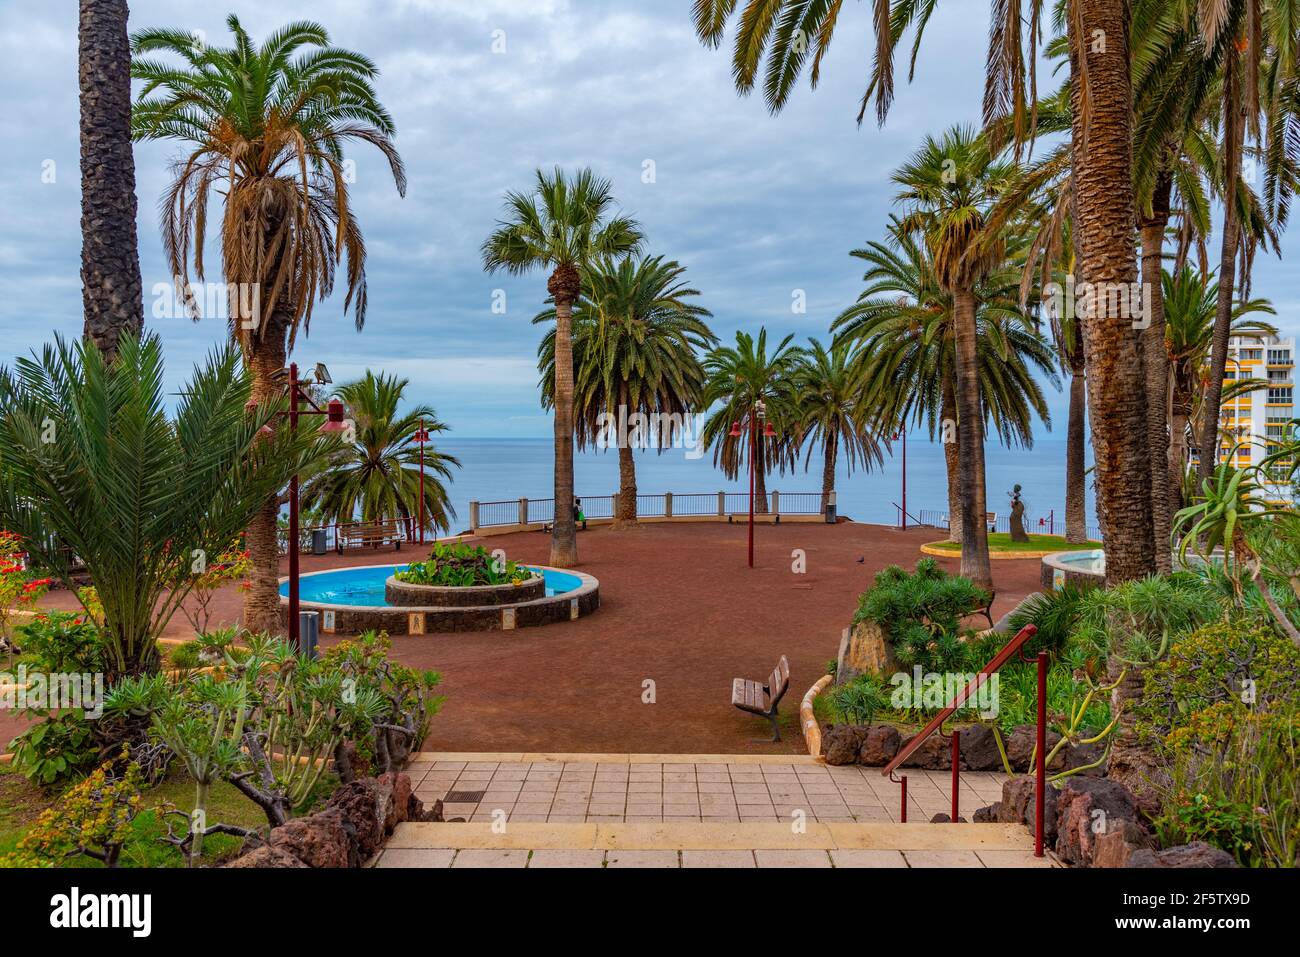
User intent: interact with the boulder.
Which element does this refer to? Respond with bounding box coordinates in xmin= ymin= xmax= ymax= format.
xmin=821 ymin=725 xmax=866 ymax=766
xmin=857 ymin=724 xmax=902 ymax=766
xmin=1054 ymin=777 xmax=1149 ymax=867
xmin=899 ymin=733 xmax=951 ymax=769
xmin=377 ymin=772 xmax=414 ymax=829
xmin=929 ymin=813 xmax=968 ymax=823
xmin=972 ymin=803 xmax=999 ymax=823
xmin=1091 ymin=822 xmax=1158 ymax=868
xmin=1126 ymin=842 xmax=1239 ymax=869
xmin=835 ymin=620 xmax=897 ymax=684
xmin=1061 ymin=740 xmax=1107 ymax=776
xmin=995 ymin=774 xmax=1059 ymax=847
xmin=268 ymin=807 xmax=356 ymax=869
xmin=225 ymin=845 xmax=309 ymax=868
xmin=957 ymin=724 xmax=1002 ymax=771
xmin=1006 ymin=725 xmax=1064 ymax=772
xmin=326 ymin=777 xmax=397 ymax=859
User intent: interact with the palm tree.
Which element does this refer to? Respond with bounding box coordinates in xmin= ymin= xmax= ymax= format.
xmin=301 ymin=372 xmax=460 ymax=537
xmin=79 ymin=0 xmax=143 ymax=360
xmin=701 ymin=329 xmax=805 ymax=513
xmin=794 ymin=339 xmax=885 ymax=510
xmin=0 ymin=333 xmax=321 ymax=678
xmin=1163 ymin=266 xmax=1276 ymax=496
xmin=887 ymin=127 xmax=1018 ymax=590
xmin=482 ymin=168 xmax=643 ymax=565
xmin=533 ymin=256 xmax=715 ymax=525
xmin=691 ymin=0 xmax=1157 ymax=583
xmin=834 ymin=223 xmax=1056 ymax=544
xmin=130 ymin=16 xmax=407 ymax=632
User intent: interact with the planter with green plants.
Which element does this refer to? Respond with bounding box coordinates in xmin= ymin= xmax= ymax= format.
xmin=387 ymin=542 xmax=543 ymax=607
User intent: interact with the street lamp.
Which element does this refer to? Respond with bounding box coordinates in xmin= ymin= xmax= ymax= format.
xmin=893 ymin=429 xmax=908 ymax=529
xmin=412 ymin=419 xmax=430 ymax=545
xmin=278 ymin=362 xmax=348 ymax=652
xmin=730 ymin=398 xmax=777 ymax=568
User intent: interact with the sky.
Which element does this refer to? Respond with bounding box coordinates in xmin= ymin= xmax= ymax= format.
xmin=1 ymin=0 xmax=1298 ymax=440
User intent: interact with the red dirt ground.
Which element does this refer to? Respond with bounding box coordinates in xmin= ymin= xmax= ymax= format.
xmin=8 ymin=522 xmax=1045 ymax=756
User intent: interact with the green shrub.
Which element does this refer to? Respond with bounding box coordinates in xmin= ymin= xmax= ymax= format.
xmin=395 ymin=542 xmax=533 ymax=587
xmin=1073 ymin=573 xmax=1223 ymax=664
xmin=853 ymin=558 xmax=988 ymax=672
xmin=826 ymin=674 xmax=888 ymax=725
xmin=1005 ymin=584 xmax=1087 ymax=659
xmin=13 ymin=612 xmax=102 ymax=673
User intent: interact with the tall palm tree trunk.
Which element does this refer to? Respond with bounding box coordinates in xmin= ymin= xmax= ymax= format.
xmin=1141 ymin=173 xmax=1173 ymax=573
xmin=549 ymin=267 xmax=580 ymax=566
xmin=820 ymin=430 xmax=837 ymax=507
xmin=1065 ymin=343 xmax=1089 ymax=543
xmin=616 ymin=441 xmax=638 ymax=523
xmin=1198 ymin=48 xmax=1244 ymax=483
xmin=1170 ymin=377 xmax=1193 ymax=516
xmin=79 ymin=0 xmax=143 ymax=361
xmin=1070 ymin=0 xmax=1154 ymax=583
xmin=243 ymin=316 xmax=289 ymax=635
xmin=941 ymin=378 xmax=963 ymax=544
xmin=952 ymin=289 xmax=992 ymax=590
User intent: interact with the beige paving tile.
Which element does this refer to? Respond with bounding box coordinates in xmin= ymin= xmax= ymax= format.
xmin=452 ymin=849 xmax=530 ymax=868
xmin=526 ymin=849 xmax=608 ymax=867
xmin=375 ymin=848 xmax=456 ymax=868
xmin=604 ymin=850 xmax=679 ymax=868
xmin=830 ymin=849 xmax=909 ymax=868
xmin=902 ymin=849 xmax=985 ymax=867
xmin=976 ymin=850 xmax=1057 ymax=868
xmin=682 ymin=850 xmax=755 ymax=868
xmin=755 ymin=849 xmax=833 ymax=868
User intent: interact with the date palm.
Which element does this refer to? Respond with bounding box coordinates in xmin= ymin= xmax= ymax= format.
xmin=129 ymin=16 xmax=407 ymax=633
xmin=692 ymin=0 xmax=1156 ymax=583
xmin=79 ymin=0 xmax=143 ymax=360
xmin=534 ymin=255 xmax=715 ymax=524
xmin=300 ymin=372 xmax=459 ymax=536
xmin=482 ymin=168 xmax=643 ymax=565
xmin=701 ymin=329 xmax=805 ymax=513
xmin=834 ymin=222 xmax=1056 ymax=544
xmin=794 ymin=339 xmax=885 ymax=510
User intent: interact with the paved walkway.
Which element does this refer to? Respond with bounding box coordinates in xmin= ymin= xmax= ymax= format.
xmin=374 ymin=753 xmax=1054 ymax=869
xmin=407 ymin=752 xmax=1009 ymax=824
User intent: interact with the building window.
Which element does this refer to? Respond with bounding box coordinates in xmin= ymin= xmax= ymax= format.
xmin=1269 ymin=349 xmax=1292 ymax=364
xmin=1268 ymin=387 xmax=1293 ymax=403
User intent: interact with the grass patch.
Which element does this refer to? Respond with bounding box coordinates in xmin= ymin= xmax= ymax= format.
xmin=923 ymin=533 xmax=1099 ymax=554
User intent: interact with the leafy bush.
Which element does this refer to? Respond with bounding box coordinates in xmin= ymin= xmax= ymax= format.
xmin=853 ymin=558 xmax=988 ymax=671
xmin=12 ymin=612 xmax=102 ymax=673
xmin=8 ymin=712 xmax=100 ymax=785
xmin=1005 ymin=584 xmax=1088 ymax=659
xmin=1072 ymin=573 xmax=1223 ymax=664
xmin=826 ymin=674 xmax=888 ymax=725
xmin=395 ymin=542 xmax=533 ymax=587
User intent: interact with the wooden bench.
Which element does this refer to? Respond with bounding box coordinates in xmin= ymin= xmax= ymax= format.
xmin=731 ymin=655 xmax=791 ymax=742
xmin=973 ymin=589 xmax=997 ymax=629
xmin=986 ymin=511 xmax=998 ymax=532
xmin=337 ymin=520 xmax=404 ymax=553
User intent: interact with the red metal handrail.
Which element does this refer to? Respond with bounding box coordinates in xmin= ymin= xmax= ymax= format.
xmin=880 ymin=622 xmax=1047 ymax=857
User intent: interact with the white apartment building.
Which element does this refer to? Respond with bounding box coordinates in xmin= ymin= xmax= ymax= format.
xmin=1222 ymin=333 xmax=1296 ymax=503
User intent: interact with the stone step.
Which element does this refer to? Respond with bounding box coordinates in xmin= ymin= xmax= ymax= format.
xmin=375 ymin=821 xmax=1056 ymax=868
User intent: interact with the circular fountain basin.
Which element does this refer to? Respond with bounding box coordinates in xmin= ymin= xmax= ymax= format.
xmin=280 ymin=563 xmax=599 ymax=635
xmin=1041 ymin=549 xmax=1106 ymax=590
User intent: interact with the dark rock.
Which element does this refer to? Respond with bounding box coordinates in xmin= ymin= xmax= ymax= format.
xmin=857 ymin=724 xmax=902 ymax=766
xmin=1125 ymin=842 xmax=1238 ymax=869
xmin=929 ymin=813 xmax=968 ymax=823
xmin=957 ymin=724 xmax=1002 ymax=771
xmin=225 ymin=845 xmax=309 ymax=868
xmin=996 ymin=775 xmax=1059 ymax=847
xmin=326 ymin=778 xmax=397 ymax=859
xmin=822 ymin=725 xmax=865 ymax=766
xmin=268 ymin=807 xmax=356 ymax=869
xmin=1061 ymin=740 xmax=1107 ymax=776
xmin=900 ymin=733 xmax=951 ymax=769
xmin=1054 ymin=777 xmax=1149 ymax=866
xmin=377 ymin=772 xmax=414 ymax=829
xmin=972 ymin=803 xmax=999 ymax=823
xmin=1006 ymin=725 xmax=1064 ymax=772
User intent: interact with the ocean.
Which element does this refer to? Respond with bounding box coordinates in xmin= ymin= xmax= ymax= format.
xmin=430 ymin=436 xmax=1097 ymax=535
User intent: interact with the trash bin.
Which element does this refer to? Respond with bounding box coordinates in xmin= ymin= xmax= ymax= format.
xmin=299 ymin=611 xmax=320 ymax=660
xmin=311 ymin=529 xmax=328 ymax=555
xmin=825 ymin=503 xmax=837 ymax=524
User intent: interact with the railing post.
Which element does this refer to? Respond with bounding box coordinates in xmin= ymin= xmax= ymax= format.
xmin=771 ymin=490 xmax=780 ymax=516
xmin=664 ymin=491 xmax=673 ymax=519
xmin=717 ymin=491 xmax=725 ymax=516
xmin=612 ymin=492 xmax=620 ymax=518
xmin=470 ymin=501 xmax=480 ymax=532
xmin=1035 ymin=651 xmax=1047 ymax=857
xmin=900 ymin=775 xmax=907 ymax=823
xmin=519 ymin=497 xmax=529 ymax=527
xmin=951 ymin=730 xmax=961 ymax=823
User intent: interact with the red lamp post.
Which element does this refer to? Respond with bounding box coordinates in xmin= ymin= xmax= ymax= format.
xmin=730 ymin=399 xmax=777 ymax=568
xmin=281 ymin=362 xmax=349 ymax=652
xmin=412 ymin=419 xmax=430 ymax=545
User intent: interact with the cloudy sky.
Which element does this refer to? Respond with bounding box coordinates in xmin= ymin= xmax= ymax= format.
xmin=2 ymin=0 xmax=1298 ymax=438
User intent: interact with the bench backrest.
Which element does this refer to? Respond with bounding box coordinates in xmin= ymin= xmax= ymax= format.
xmin=768 ymin=656 xmax=790 ymax=702
xmin=985 ymin=511 xmax=997 ymax=523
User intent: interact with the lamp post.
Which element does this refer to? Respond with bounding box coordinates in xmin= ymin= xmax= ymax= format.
xmin=729 ymin=398 xmax=777 ymax=568
xmin=280 ymin=362 xmax=348 ymax=652
xmin=893 ymin=429 xmax=908 ymax=529
xmin=413 ymin=419 xmax=430 ymax=545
